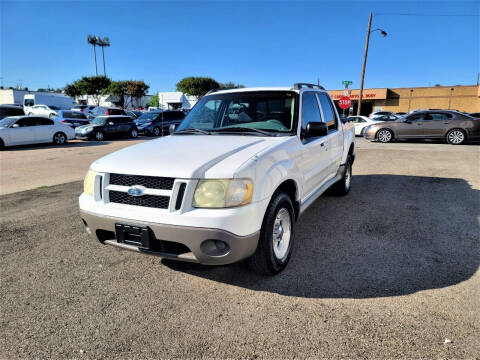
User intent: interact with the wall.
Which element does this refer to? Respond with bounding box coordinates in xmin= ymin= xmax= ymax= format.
xmin=375 ymin=85 xmax=479 ymax=113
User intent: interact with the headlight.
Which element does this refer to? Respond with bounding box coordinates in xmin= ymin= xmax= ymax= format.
xmin=193 ymin=179 xmax=253 ymax=208
xmin=84 ymin=169 xmax=97 ymax=196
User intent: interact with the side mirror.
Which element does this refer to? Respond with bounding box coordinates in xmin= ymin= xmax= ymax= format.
xmin=305 ymin=122 xmax=328 ymax=138
xmin=404 ymin=119 xmax=412 ymax=124
xmin=169 ymin=123 xmax=177 ymax=135
xmin=108 ymin=122 xmax=114 ymax=126
xmin=12 ymin=124 xmax=19 ymax=128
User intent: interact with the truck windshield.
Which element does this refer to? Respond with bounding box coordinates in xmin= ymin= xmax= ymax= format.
xmin=176 ymin=91 xmax=298 ymax=135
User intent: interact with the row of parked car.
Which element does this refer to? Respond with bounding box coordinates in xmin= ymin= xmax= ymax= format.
xmin=0 ymin=103 xmax=186 ymax=148
xmin=349 ymin=110 xmax=480 ymax=145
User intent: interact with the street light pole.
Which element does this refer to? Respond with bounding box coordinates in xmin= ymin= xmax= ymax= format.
xmin=357 ymin=12 xmax=372 ymax=116
xmin=93 ymin=45 xmax=98 ymax=76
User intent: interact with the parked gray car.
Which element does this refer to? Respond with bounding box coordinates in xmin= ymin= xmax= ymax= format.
xmin=363 ymin=110 xmax=480 ymax=145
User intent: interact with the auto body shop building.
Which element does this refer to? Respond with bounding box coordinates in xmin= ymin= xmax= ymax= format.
xmin=328 ymin=84 xmax=480 ymax=115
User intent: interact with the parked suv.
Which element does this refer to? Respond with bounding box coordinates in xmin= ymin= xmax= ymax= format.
xmin=86 ymin=106 xmax=126 ymax=121
xmin=75 ymin=115 xmax=138 ymax=140
xmin=79 ymin=84 xmax=355 ymax=275
xmin=135 ymin=110 xmax=186 ymax=136
xmin=363 ymin=110 xmax=480 ymax=144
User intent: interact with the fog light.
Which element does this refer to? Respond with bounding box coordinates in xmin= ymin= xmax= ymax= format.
xmin=215 ymin=240 xmax=229 ymax=252
xmin=200 ymin=239 xmax=231 ymax=257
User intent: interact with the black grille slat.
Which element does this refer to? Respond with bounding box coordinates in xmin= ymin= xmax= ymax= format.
xmin=109 ymin=190 xmax=170 ymax=209
xmin=109 ymin=173 xmax=174 ymax=190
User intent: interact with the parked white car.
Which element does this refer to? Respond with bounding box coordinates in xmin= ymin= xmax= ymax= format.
xmin=369 ymin=111 xmax=394 ymax=119
xmin=26 ymin=104 xmax=63 ymax=119
xmin=79 ymin=84 xmax=356 ymax=275
xmin=348 ymin=115 xmax=381 ymax=136
xmin=0 ymin=116 xmax=75 ymax=148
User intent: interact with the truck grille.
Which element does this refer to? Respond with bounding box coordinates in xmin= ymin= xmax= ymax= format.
xmin=109 ymin=190 xmax=170 ymax=209
xmin=109 ymin=173 xmax=174 ymax=190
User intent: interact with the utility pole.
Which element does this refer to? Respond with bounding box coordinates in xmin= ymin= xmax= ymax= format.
xmin=357 ymin=12 xmax=372 ymax=116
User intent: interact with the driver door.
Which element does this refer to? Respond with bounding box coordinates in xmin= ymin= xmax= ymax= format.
xmin=395 ymin=113 xmax=425 ymax=138
xmin=7 ymin=118 xmax=38 ymax=145
xmin=298 ymin=92 xmax=331 ymax=200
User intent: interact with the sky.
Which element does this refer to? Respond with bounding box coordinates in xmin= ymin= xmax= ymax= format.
xmin=0 ymin=1 xmax=478 ymax=93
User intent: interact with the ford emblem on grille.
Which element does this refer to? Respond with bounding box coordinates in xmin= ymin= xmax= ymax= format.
xmin=127 ymin=185 xmax=146 ymax=197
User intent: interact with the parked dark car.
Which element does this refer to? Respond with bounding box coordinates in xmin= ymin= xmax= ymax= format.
xmin=86 ymin=106 xmax=126 ymax=121
xmin=135 ymin=111 xmax=186 ymax=136
xmin=55 ymin=110 xmax=89 ymax=128
xmin=75 ymin=115 xmax=138 ymax=141
xmin=363 ymin=110 xmax=480 ymax=145
xmin=0 ymin=105 xmax=25 ymax=120
xmin=470 ymin=112 xmax=480 ymax=118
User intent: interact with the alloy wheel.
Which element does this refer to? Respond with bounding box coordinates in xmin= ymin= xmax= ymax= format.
xmin=272 ymin=208 xmax=292 ymax=261
xmin=448 ymin=130 xmax=465 ymax=145
xmin=377 ymin=129 xmax=392 ymax=143
xmin=54 ymin=133 xmax=65 ymax=144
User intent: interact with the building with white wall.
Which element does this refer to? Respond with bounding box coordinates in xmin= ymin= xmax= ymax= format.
xmin=0 ymin=89 xmax=67 ymax=106
xmin=158 ymin=92 xmax=197 ymax=110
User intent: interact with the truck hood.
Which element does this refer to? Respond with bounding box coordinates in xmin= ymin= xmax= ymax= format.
xmin=91 ymin=135 xmax=287 ymax=179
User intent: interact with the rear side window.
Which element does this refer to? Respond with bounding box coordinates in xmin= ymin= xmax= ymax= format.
xmin=317 ymin=93 xmax=338 ymax=131
xmin=301 ymin=92 xmax=322 ymax=133
xmin=430 ymin=113 xmax=452 ymax=120
xmin=24 ymin=99 xmax=34 ymax=107
xmin=35 ymin=118 xmax=54 ymax=126
xmin=16 ymin=118 xmax=37 ymax=127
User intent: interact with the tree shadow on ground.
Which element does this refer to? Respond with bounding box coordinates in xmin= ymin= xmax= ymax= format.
xmin=164 ymin=174 xmax=480 ymax=299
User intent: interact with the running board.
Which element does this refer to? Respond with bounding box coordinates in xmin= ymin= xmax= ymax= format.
xmin=299 ymin=173 xmax=342 ymax=216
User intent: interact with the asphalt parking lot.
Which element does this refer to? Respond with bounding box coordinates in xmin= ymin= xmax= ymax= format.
xmin=0 ymin=138 xmax=479 ymax=358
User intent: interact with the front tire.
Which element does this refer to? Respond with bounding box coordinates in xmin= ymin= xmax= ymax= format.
xmin=331 ymin=156 xmax=352 ymax=195
xmin=52 ymin=132 xmax=67 ymax=145
xmin=446 ymin=129 xmax=466 ymax=145
xmin=247 ymin=192 xmax=295 ymax=275
xmin=130 ymin=128 xmax=138 ymax=138
xmin=152 ymin=127 xmax=160 ymax=136
xmin=376 ymin=129 xmax=393 ymax=143
xmin=94 ymin=131 xmax=104 ymax=141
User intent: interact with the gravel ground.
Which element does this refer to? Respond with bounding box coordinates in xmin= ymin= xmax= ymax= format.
xmin=0 ymin=139 xmax=479 ymax=358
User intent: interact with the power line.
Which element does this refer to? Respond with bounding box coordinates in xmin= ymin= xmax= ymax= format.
xmin=375 ymin=13 xmax=479 ymax=17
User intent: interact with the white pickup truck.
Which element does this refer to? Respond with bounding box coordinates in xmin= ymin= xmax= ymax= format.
xmin=79 ymin=84 xmax=355 ymax=275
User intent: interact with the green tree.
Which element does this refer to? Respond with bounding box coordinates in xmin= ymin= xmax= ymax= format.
xmin=103 ymin=80 xmax=128 ymax=108
xmin=147 ymin=93 xmax=159 ymax=108
xmin=125 ymin=80 xmax=150 ymax=108
xmin=65 ymin=76 xmax=111 ymax=105
xmin=64 ymin=83 xmax=81 ymax=98
xmin=176 ymin=76 xmax=219 ymax=99
xmin=219 ymin=82 xmax=245 ymax=90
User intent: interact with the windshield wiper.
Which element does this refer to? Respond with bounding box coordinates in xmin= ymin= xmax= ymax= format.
xmin=175 ymin=128 xmax=212 ymax=135
xmin=212 ymin=127 xmax=275 ymax=136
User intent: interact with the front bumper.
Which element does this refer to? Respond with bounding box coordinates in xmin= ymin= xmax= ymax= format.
xmin=80 ymin=209 xmax=260 ymax=265
xmin=363 ymin=127 xmax=377 ymax=140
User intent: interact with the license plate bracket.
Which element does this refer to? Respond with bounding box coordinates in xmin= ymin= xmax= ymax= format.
xmin=115 ymin=224 xmax=151 ymax=249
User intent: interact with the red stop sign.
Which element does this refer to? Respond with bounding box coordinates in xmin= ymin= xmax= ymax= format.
xmin=339 ymin=96 xmax=351 ymax=109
